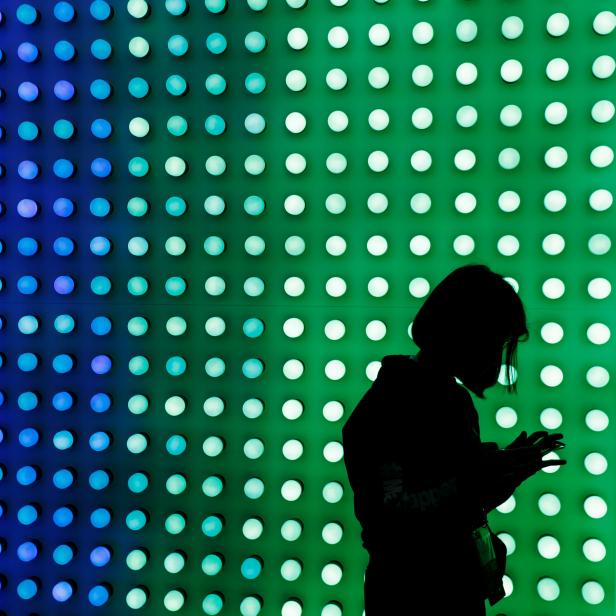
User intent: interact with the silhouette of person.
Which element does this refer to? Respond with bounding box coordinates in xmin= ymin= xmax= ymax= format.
xmin=342 ymin=264 xmax=566 ymax=615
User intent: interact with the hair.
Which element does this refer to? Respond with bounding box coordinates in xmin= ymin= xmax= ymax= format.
xmin=411 ymin=264 xmax=530 ymax=395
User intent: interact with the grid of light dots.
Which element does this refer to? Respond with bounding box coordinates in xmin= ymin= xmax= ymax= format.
xmin=0 ymin=0 xmax=615 ymax=613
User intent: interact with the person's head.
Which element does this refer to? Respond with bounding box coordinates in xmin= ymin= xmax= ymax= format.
xmin=411 ymin=264 xmax=529 ymax=398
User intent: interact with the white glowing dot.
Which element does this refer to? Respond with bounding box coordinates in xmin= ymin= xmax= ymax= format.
xmin=592 ymin=55 xmax=616 ymax=79
xmin=540 ymin=365 xmax=563 ymax=387
xmin=322 ymin=522 xmax=343 ymax=545
xmin=537 ymin=577 xmax=560 ymax=601
xmin=410 ymin=193 xmax=431 ymax=213
xmin=545 ymin=146 xmax=568 ymax=168
xmin=325 ymin=235 xmax=346 ymax=256
xmin=542 ymin=233 xmax=565 ymax=255
xmin=502 ymin=16 xmax=524 ymax=39
xmin=500 ymin=104 xmax=522 ymax=127
xmin=326 ymin=152 xmax=347 ymax=174
xmin=368 ymin=23 xmax=390 ymax=46
xmin=280 ymin=559 xmax=302 ymax=581
xmin=282 ymin=439 xmax=303 ymax=460
xmin=412 ymin=107 xmax=433 ymax=129
xmin=501 ymin=59 xmax=523 ymax=82
xmin=324 ymin=360 xmax=346 ymax=381
xmin=412 ymin=64 xmax=433 ymax=87
xmin=589 ymin=188 xmax=612 ymax=212
xmin=285 ymin=153 xmax=307 ymax=174
xmin=322 ymin=481 xmax=343 ymax=503
xmin=412 ymin=21 xmax=434 ymax=44
xmin=453 ymin=234 xmax=475 ymax=255
xmin=538 ymin=493 xmax=561 ymax=516
xmin=456 ymin=19 xmax=477 ymax=42
xmin=588 ymin=277 xmax=611 ymax=299
xmin=546 ymin=12 xmax=569 ymax=36
xmin=129 ymin=117 xmax=150 ymax=137
xmin=325 ymin=276 xmax=347 ymax=297
xmin=546 ymin=58 xmax=569 ymax=81
xmin=582 ymin=581 xmax=605 ymax=605
xmin=409 ymin=277 xmax=430 ymax=298
xmin=584 ymin=495 xmax=607 ymax=519
xmin=281 ymin=600 xmax=302 ymax=616
xmin=544 ymin=190 xmax=566 ymax=212
xmin=496 ymin=495 xmax=516 ymax=514
xmin=328 ymin=26 xmax=349 ymax=48
xmin=456 ymin=62 xmax=478 ymax=85
xmin=286 ymin=69 xmax=307 ymax=91
xmin=284 ymin=276 xmax=305 ymax=296
xmin=540 ymin=408 xmax=562 ymax=430
xmin=205 ymin=155 xmax=226 ymax=175
xmin=587 ymin=365 xmax=609 ymax=388
xmin=591 ymin=99 xmax=615 ymax=123
xmin=281 ymin=479 xmax=303 ymax=501
xmin=282 ymin=318 xmax=304 ymax=339
xmin=368 ymin=109 xmax=389 ymax=131
xmin=282 ymin=399 xmax=303 ymax=420
xmin=366 ymin=320 xmax=387 ymax=341
xmin=542 ymin=277 xmax=565 ymax=299
xmin=321 ymin=562 xmax=343 ymax=586
xmin=587 ymin=322 xmax=610 ymax=344
xmin=545 ymin=101 xmax=568 ymax=125
xmin=593 ymin=10 xmax=616 ymax=35
xmin=541 ymin=322 xmax=564 ymax=344
xmin=326 ymin=193 xmax=347 ymax=214
xmin=586 ymin=409 xmax=609 ymax=432
xmin=537 ymin=536 xmax=560 ymax=559
xmin=245 ymin=154 xmax=266 ymax=175
xmin=498 ymin=147 xmax=520 ymax=169
xmin=582 ymin=538 xmax=606 ymax=562
xmin=326 ymin=68 xmax=347 ymax=90
xmin=286 ymin=0 xmax=306 ymax=6
xmin=287 ymin=27 xmax=308 ymax=50
xmin=456 ymin=105 xmax=478 ymax=127
xmin=497 ymin=234 xmax=519 ymax=256
xmin=165 ymin=156 xmax=186 ymax=177
xmin=367 ymin=277 xmax=388 ymax=297
xmin=584 ymin=452 xmax=608 ymax=475
xmin=328 ymin=110 xmax=349 ymax=132
xmin=590 ymin=145 xmax=614 ymax=168
xmin=410 ymin=150 xmax=432 ymax=172
xmin=323 ymin=401 xmax=344 ymax=422
xmin=454 ymin=192 xmax=477 ymax=213
xmin=323 ymin=441 xmax=343 ymax=462
xmin=454 ymin=149 xmax=476 ymax=171
xmin=409 ymin=235 xmax=431 ymax=256
xmin=498 ymin=190 xmax=520 ymax=212
xmin=285 ymin=112 xmax=306 ymax=133
xmin=284 ymin=194 xmax=305 ymax=215
xmin=368 ymin=66 xmax=390 ymax=89
xmin=367 ymin=235 xmax=388 ymax=256
xmin=495 ymin=406 xmax=517 ymax=428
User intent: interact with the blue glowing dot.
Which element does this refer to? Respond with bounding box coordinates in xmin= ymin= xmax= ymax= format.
xmin=53 ymin=543 xmax=74 ymax=564
xmin=54 ymin=80 xmax=75 ymax=101
xmin=17 ymin=541 xmax=38 ymax=563
xmin=245 ymin=31 xmax=266 ymax=53
xmin=206 ymin=32 xmax=227 ymax=54
xmin=90 ymin=546 xmax=111 ymax=567
xmin=168 ymin=34 xmax=189 ymax=56
xmin=90 ymin=392 xmax=111 ymax=413
xmin=18 ymin=160 xmax=39 ymax=180
xmin=52 ymin=580 xmax=74 ymax=602
xmin=89 ymin=431 xmax=111 ymax=451
xmin=53 ymin=430 xmax=74 ymax=450
xmin=17 ymin=578 xmax=38 ymax=600
xmin=241 ymin=557 xmax=262 ymax=579
xmin=17 ymin=237 xmax=39 ymax=256
xmin=244 ymin=195 xmax=265 ymax=215
xmin=52 ymin=390 xmax=75 ymax=410
xmin=17 ymin=276 xmax=38 ymax=294
xmin=54 ymin=275 xmax=75 ymax=295
xmin=18 ymin=81 xmax=39 ymax=102
xmin=166 ymin=74 xmax=187 ymax=96
xmin=89 ymin=469 xmax=110 ymax=490
xmin=126 ymin=509 xmax=147 ymax=531
xmin=90 ymin=197 xmax=111 ymax=217
xmin=166 ymin=0 xmax=187 ymax=15
xmin=18 ymin=391 xmax=38 ymax=411
xmin=165 ymin=196 xmax=187 ymax=216
xmin=91 ymin=157 xmax=112 ymax=177
xmin=205 ymin=0 xmax=226 ymax=14
xmin=53 ymin=119 xmax=75 ymax=139
xmin=53 ymin=468 xmax=75 ymax=489
xmin=54 ymin=40 xmax=75 ymax=61
xmin=91 ymin=118 xmax=112 ymax=139
xmin=54 ymin=2 xmax=76 ymax=22
xmin=89 ymin=585 xmax=110 ymax=606
xmin=53 ymin=354 xmax=74 ymax=374
xmin=204 ymin=114 xmax=226 ymax=135
xmin=91 ymin=354 xmax=112 ymax=374
xmin=243 ymin=318 xmax=265 ymax=337
xmin=91 ymin=38 xmax=112 ymax=60
xmin=16 ymin=5 xmax=38 ymax=25
xmin=91 ymin=316 xmax=112 ymax=335
xmin=90 ymin=78 xmax=111 ymax=100
xmin=90 ymin=507 xmax=112 ymax=528
xmin=18 ymin=428 xmax=39 ymax=447
xmin=17 ymin=504 xmax=39 ymax=525
xmin=18 ymin=353 xmax=38 ymax=372
xmin=128 ymin=76 xmax=149 ymax=98
xmin=17 ymin=121 xmax=39 ymax=141
xmin=53 ymin=197 xmax=75 ymax=218
xmin=53 ymin=237 xmax=75 ymax=256
xmin=166 ymin=434 xmax=187 ymax=455
xmin=16 ymin=465 xmax=38 ymax=486
xmin=53 ymin=507 xmax=74 ymax=527
xmin=91 ymin=276 xmax=112 ymax=295
xmin=205 ymin=74 xmax=226 ymax=95
xmin=245 ymin=72 xmax=266 ymax=94
xmin=54 ymin=314 xmax=76 ymax=334
xmin=53 ymin=158 xmax=75 ymax=179
xmin=18 ymin=42 xmax=39 ymax=63
xmin=90 ymin=0 xmax=112 ymax=21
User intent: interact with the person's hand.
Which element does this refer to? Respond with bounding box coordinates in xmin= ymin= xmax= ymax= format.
xmin=505 ymin=430 xmax=566 ymax=459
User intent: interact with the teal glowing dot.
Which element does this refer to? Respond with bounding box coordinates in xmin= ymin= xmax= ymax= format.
xmin=53 ymin=544 xmax=74 ymax=564
xmin=18 ymin=315 xmax=39 ymax=334
xmin=168 ymin=34 xmax=189 ymax=56
xmin=90 ymin=0 xmax=112 ymax=21
xmin=240 ymin=596 xmax=263 ymax=616
xmin=53 ymin=506 xmax=75 ymax=527
xmin=127 ymin=196 xmax=149 ymax=217
xmin=128 ymin=36 xmax=150 ymax=58
xmin=89 ymin=469 xmax=110 ymax=490
xmin=165 ymin=513 xmax=187 ymax=534
xmin=166 ymin=316 xmax=187 ymax=335
xmin=53 ymin=353 xmax=74 ymax=374
xmin=243 ymin=317 xmax=264 ymax=336
xmin=165 ymin=236 xmax=186 ymax=256
xmin=53 ymin=468 xmax=75 ymax=489
xmin=126 ymin=548 xmax=147 ymax=570
xmin=166 ymin=75 xmax=187 ymax=96
xmin=205 ymin=74 xmax=226 ymax=95
xmin=245 ymin=72 xmax=266 ymax=93
xmin=91 ymin=118 xmax=112 ymax=138
xmin=53 ymin=119 xmax=75 ymax=139
xmin=128 ymin=472 xmax=149 ymax=494
xmin=166 ymin=435 xmax=187 ymax=456
xmin=204 ymin=114 xmax=226 ymax=135
xmin=166 ymin=196 xmax=187 ymax=216
xmin=202 ymin=593 xmax=224 ymax=615
xmin=128 ymin=355 xmax=149 ymax=375
xmin=53 ymin=430 xmax=74 ymax=450
xmin=127 ymin=276 xmax=149 ymax=296
xmin=165 ymin=276 xmax=187 ymax=296
xmin=126 ymin=433 xmax=148 ymax=454
xmin=126 ymin=510 xmax=147 ymax=531
xmin=203 ymin=436 xmax=225 ymax=456
xmin=202 ymin=475 xmax=223 ymax=497
xmin=165 ymin=156 xmax=186 ymax=176
xmin=128 ymin=156 xmax=149 ymax=177
xmin=164 ymin=589 xmax=185 ymax=611
xmin=17 ymin=504 xmax=39 ymax=525
xmin=90 ymin=275 xmax=112 ymax=295
xmin=244 ymin=113 xmax=265 ymax=135
xmin=90 ymin=79 xmax=111 ymax=100
xmin=17 ymin=5 xmax=38 ymax=25
xmin=91 ymin=39 xmax=112 ymax=60
xmin=204 ymin=195 xmax=226 ymax=215
xmin=90 ymin=236 xmax=111 ymax=255
xmin=245 ymin=236 xmax=265 ymax=256
xmin=241 ymin=557 xmax=262 ymax=579
xmin=54 ymin=40 xmax=76 ymax=61
xmin=53 ymin=158 xmax=74 ymax=179
xmin=206 ymin=33 xmax=227 ymax=54
xmin=90 ymin=431 xmax=111 ymax=451
xmin=202 ymin=553 xmax=223 ymax=575
xmin=202 ymin=515 xmax=223 ymax=537
xmin=128 ymin=77 xmax=150 ymax=98
xmin=126 ymin=587 xmax=148 ymax=609
xmin=166 ymin=474 xmax=187 ymax=495
xmin=205 ymin=155 xmax=226 ymax=175
xmin=204 ymin=0 xmax=226 ymax=14
xmin=17 ymin=276 xmax=38 ymax=295
xmin=204 ymin=316 xmax=226 ymax=337
xmin=17 ymin=578 xmax=38 ymax=600
xmin=90 ymin=508 xmax=111 ymax=528
xmin=204 ymin=276 xmax=226 ymax=296
xmin=91 ymin=315 xmax=112 ymax=335
xmin=90 ymin=197 xmax=111 ymax=217
xmin=244 ymin=195 xmax=265 ymax=215
xmin=127 ymin=237 xmax=149 ymax=256
xmin=128 ymin=394 xmax=149 ymax=415
xmin=167 ymin=115 xmax=188 ymax=136
xmin=163 ymin=552 xmax=185 ymax=573
xmin=246 ymin=0 xmax=268 ymax=10
xmin=18 ymin=121 xmax=39 ymax=141
xmin=245 ymin=154 xmax=265 ymax=175
xmin=244 ymin=477 xmax=265 ymax=499
xmin=245 ymin=31 xmax=266 ymax=53
xmin=165 ymin=396 xmax=186 ymax=417
xmin=17 ymin=352 xmax=38 ymax=371
xmin=166 ymin=0 xmax=187 ymax=15
xmin=203 ymin=236 xmax=225 ymax=255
